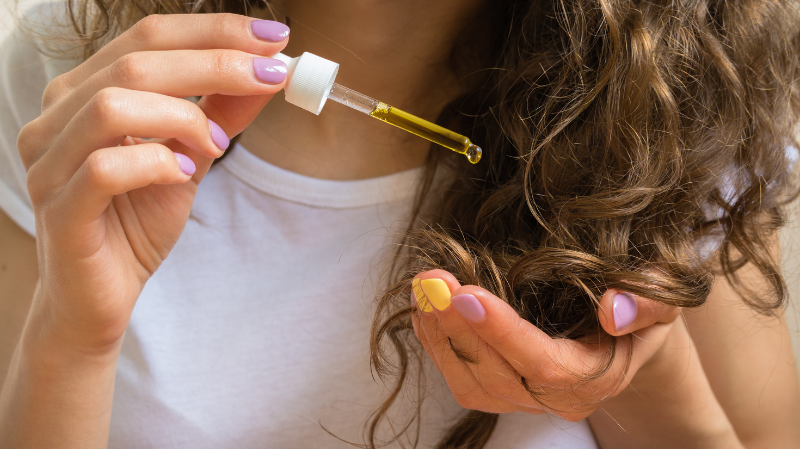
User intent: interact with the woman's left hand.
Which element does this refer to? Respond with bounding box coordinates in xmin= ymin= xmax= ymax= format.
xmin=409 ymin=269 xmax=680 ymax=421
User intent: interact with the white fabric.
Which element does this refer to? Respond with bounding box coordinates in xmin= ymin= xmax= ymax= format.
xmin=0 ymin=4 xmax=599 ymax=448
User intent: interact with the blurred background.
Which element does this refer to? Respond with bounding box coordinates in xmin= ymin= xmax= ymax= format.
xmin=780 ymin=207 xmax=800 ymax=382
xmin=2 ymin=0 xmax=799 ymax=381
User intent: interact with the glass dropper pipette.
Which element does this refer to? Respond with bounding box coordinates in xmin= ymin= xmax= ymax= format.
xmin=326 ymin=83 xmax=483 ymax=164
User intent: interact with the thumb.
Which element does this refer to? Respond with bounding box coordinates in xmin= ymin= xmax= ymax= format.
xmin=598 ymin=289 xmax=682 ymax=337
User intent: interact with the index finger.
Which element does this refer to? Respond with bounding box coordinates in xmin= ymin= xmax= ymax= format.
xmin=48 ymin=14 xmax=290 ymax=106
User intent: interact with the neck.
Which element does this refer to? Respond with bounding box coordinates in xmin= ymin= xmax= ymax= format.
xmin=238 ymin=0 xmax=486 ymax=180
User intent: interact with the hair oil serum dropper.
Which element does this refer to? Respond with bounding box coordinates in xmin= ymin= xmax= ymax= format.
xmin=271 ymin=52 xmax=483 ymax=164
xmin=327 ymin=84 xmax=482 ymax=163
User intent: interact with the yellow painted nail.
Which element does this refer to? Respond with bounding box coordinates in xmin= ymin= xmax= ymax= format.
xmin=421 ymin=278 xmax=451 ymax=311
xmin=412 ymin=278 xmax=433 ymax=312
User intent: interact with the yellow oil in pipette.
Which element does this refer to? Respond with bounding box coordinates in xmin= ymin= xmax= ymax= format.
xmin=369 ymin=102 xmax=482 ymax=163
xmin=326 ymin=84 xmax=482 ymax=164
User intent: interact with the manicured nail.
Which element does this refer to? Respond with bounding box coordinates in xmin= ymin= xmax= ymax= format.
xmin=253 ymin=58 xmax=288 ymax=84
xmin=451 ymin=294 xmax=485 ymax=323
xmin=208 ymin=119 xmax=229 ymax=151
xmin=174 ymin=153 xmax=196 ymax=176
xmin=613 ymin=293 xmax=637 ymax=331
xmin=412 ymin=278 xmax=433 ymax=313
xmin=420 ymin=279 xmax=451 ymax=311
xmin=251 ymin=20 xmax=290 ymax=42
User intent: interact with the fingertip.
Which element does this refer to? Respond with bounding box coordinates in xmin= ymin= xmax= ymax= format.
xmin=599 ymin=288 xmax=680 ymax=336
xmin=598 ymin=289 xmax=638 ymax=335
xmin=412 ymin=278 xmax=434 ymax=313
xmin=414 ymin=269 xmax=461 ymax=289
xmin=208 ymin=119 xmax=230 ymax=152
xmin=612 ymin=292 xmax=637 ymax=332
xmin=449 ymin=285 xmax=508 ymax=325
xmin=251 ymin=20 xmax=290 ymax=43
xmin=412 ymin=270 xmax=461 ymax=312
xmin=420 ymin=278 xmax=452 ymax=311
xmin=450 ymin=293 xmax=486 ymax=323
xmin=174 ymin=153 xmax=196 ymax=177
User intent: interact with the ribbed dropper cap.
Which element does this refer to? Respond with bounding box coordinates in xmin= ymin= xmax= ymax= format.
xmin=271 ymin=52 xmax=339 ymax=115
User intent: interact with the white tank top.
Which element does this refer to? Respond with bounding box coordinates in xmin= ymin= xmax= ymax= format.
xmin=0 ymin=4 xmax=598 ymax=447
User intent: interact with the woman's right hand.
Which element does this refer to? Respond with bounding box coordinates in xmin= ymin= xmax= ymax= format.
xmin=17 ymin=14 xmax=289 ymax=352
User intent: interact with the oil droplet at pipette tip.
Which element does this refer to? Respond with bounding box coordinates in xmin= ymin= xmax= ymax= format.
xmin=465 ymin=144 xmax=482 ymax=164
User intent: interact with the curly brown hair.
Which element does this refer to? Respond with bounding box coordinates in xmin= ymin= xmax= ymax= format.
xmin=38 ymin=0 xmax=800 ymax=447
xmin=371 ymin=0 xmax=800 ymax=446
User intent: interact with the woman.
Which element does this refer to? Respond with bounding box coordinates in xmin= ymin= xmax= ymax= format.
xmin=1 ymin=0 xmax=799 ymax=448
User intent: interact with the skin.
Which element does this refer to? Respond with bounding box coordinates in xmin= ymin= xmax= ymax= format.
xmin=411 ymin=262 xmax=800 ymax=448
xmin=0 ymin=1 xmax=798 ymax=448
xmin=683 ymin=263 xmax=800 ymax=449
xmin=239 ymin=0 xmax=484 ymax=179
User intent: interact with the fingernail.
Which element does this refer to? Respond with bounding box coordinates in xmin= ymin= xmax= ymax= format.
xmin=613 ymin=293 xmax=637 ymax=331
xmin=420 ymin=279 xmax=451 ymax=311
xmin=208 ymin=119 xmax=229 ymax=151
xmin=412 ymin=278 xmax=433 ymax=313
xmin=451 ymin=294 xmax=485 ymax=323
xmin=253 ymin=58 xmax=288 ymax=84
xmin=251 ymin=20 xmax=290 ymax=42
xmin=174 ymin=153 xmax=196 ymax=176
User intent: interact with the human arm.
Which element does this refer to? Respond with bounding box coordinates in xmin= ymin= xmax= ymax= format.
xmin=409 ymin=270 xmax=743 ymax=447
xmin=587 ymin=315 xmax=743 ymax=448
xmin=682 ymin=252 xmax=800 ymax=448
xmin=592 ymin=240 xmax=800 ymax=447
xmin=0 ymin=14 xmax=290 ymax=448
xmin=589 ymin=246 xmax=800 ymax=448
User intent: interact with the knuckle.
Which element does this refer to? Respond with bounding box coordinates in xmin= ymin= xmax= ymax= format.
xmin=492 ymin=329 xmax=515 ymax=348
xmin=491 ymin=316 xmax=526 ymax=347
xmin=42 ymin=74 xmax=70 ymax=109
xmin=178 ymin=102 xmax=205 ymax=130
xmin=16 ymin=121 xmax=41 ymax=167
xmin=111 ymin=52 xmax=149 ymax=87
xmin=89 ymin=88 xmax=126 ymax=125
xmin=25 ymin=162 xmax=49 ymax=206
xmin=129 ymin=15 xmax=165 ymax=45
xmin=212 ymin=13 xmax=243 ymax=37
xmin=209 ymin=50 xmax=239 ymax=81
xmin=85 ymin=150 xmax=117 ymax=188
xmin=149 ymin=144 xmax=174 ymax=167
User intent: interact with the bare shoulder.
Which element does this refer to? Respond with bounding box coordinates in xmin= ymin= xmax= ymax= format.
xmin=0 ymin=209 xmax=38 ymax=387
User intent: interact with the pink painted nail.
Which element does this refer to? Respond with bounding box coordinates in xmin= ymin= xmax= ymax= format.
xmin=253 ymin=58 xmax=288 ymax=84
xmin=174 ymin=153 xmax=196 ymax=176
xmin=613 ymin=293 xmax=637 ymax=331
xmin=451 ymin=294 xmax=486 ymax=323
xmin=251 ymin=20 xmax=290 ymax=42
xmin=208 ymin=119 xmax=229 ymax=151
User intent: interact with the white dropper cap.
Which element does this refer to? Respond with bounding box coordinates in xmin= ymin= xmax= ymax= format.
xmin=271 ymin=52 xmax=339 ymax=115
